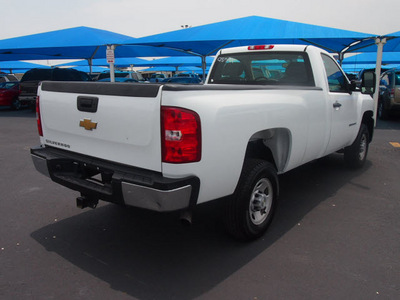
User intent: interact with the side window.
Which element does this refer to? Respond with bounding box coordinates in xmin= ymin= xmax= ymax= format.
xmin=321 ymin=54 xmax=348 ymax=93
xmin=395 ymin=73 xmax=400 ymax=85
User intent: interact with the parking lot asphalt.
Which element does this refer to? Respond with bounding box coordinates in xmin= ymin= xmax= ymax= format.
xmin=0 ymin=108 xmax=399 ymax=300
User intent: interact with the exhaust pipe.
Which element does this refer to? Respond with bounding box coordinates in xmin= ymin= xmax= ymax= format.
xmin=76 ymin=195 xmax=98 ymax=209
xmin=180 ymin=210 xmax=192 ymax=226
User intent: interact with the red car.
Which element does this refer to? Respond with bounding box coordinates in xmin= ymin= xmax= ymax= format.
xmin=0 ymin=82 xmax=21 ymax=110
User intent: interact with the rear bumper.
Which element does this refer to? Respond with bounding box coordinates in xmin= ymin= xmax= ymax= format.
xmin=18 ymin=95 xmax=36 ymax=104
xmin=31 ymin=146 xmax=199 ymax=212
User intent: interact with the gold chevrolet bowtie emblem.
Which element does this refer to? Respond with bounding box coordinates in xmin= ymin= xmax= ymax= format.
xmin=79 ymin=118 xmax=97 ymax=130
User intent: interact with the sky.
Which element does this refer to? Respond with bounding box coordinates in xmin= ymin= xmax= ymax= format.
xmin=1 ymin=0 xmax=400 ymax=40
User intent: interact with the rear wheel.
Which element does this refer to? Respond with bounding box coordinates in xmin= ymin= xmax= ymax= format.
xmin=224 ymin=159 xmax=279 ymax=241
xmin=344 ymin=124 xmax=369 ymax=169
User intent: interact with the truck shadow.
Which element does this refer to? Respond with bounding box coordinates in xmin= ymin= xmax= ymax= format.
xmin=31 ymin=154 xmax=371 ymax=299
xmin=376 ymin=115 xmax=400 ymax=130
xmin=0 ymin=107 xmax=35 ymax=117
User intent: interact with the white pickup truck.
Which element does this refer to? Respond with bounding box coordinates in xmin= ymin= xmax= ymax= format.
xmin=31 ymin=45 xmax=376 ymax=241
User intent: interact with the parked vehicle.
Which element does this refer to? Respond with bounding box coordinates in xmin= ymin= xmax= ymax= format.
xmin=19 ymin=68 xmax=91 ymax=109
xmin=378 ymin=68 xmax=400 ymax=119
xmin=358 ymin=67 xmax=389 ymax=81
xmin=0 ymin=73 xmax=19 ymax=83
xmin=149 ymin=73 xmax=167 ymax=82
xmin=162 ymin=77 xmax=201 ymax=84
xmin=31 ymin=45 xmax=375 ymax=241
xmin=96 ymin=71 xmax=145 ymax=82
xmin=0 ymin=82 xmax=21 ymax=110
xmin=97 ymin=78 xmax=138 ymax=83
xmin=173 ymin=72 xmax=200 ymax=78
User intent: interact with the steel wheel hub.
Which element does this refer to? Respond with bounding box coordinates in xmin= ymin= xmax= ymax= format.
xmin=359 ymin=133 xmax=367 ymax=161
xmin=249 ymin=178 xmax=273 ymax=225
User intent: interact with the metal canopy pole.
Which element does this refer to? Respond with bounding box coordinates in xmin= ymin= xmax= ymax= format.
xmin=107 ymin=45 xmax=116 ymax=82
xmin=87 ymin=46 xmax=100 ymax=75
xmin=87 ymin=58 xmax=93 ymax=75
xmin=201 ymin=55 xmax=207 ymax=82
xmin=373 ymin=37 xmax=386 ymax=126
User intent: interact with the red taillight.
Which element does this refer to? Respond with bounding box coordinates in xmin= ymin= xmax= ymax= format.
xmin=36 ymin=96 xmax=43 ymax=136
xmin=248 ymin=45 xmax=274 ymax=50
xmin=161 ymin=106 xmax=201 ymax=163
xmin=390 ymin=88 xmax=395 ymax=98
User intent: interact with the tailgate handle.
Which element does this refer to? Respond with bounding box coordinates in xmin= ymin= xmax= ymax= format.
xmin=77 ymin=96 xmax=99 ymax=113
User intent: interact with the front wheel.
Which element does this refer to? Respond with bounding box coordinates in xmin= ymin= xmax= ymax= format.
xmin=224 ymin=159 xmax=279 ymax=241
xmin=11 ymin=98 xmax=21 ymax=110
xmin=378 ymin=100 xmax=389 ymax=120
xmin=344 ymin=124 xmax=369 ymax=169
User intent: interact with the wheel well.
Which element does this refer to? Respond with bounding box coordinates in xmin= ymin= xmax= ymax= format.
xmin=362 ymin=111 xmax=374 ymax=142
xmin=245 ymin=128 xmax=291 ymax=172
xmin=245 ymin=140 xmax=275 ymax=166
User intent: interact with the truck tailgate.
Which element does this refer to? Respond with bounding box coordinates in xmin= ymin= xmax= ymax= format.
xmin=39 ymin=81 xmax=163 ymax=172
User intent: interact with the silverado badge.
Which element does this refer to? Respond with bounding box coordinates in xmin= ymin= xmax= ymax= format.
xmin=79 ymin=118 xmax=97 ymax=130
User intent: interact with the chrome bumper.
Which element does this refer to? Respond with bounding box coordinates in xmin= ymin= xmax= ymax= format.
xmin=31 ymin=146 xmax=199 ymax=212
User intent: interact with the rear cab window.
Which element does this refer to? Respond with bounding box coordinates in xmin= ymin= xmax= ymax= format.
xmin=208 ymin=51 xmax=315 ymax=86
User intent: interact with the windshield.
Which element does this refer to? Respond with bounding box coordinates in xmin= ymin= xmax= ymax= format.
xmin=0 ymin=82 xmax=17 ymax=89
xmin=208 ymin=51 xmax=314 ymax=86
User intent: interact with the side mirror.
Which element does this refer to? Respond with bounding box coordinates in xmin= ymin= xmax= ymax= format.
xmin=361 ymin=71 xmax=376 ymax=95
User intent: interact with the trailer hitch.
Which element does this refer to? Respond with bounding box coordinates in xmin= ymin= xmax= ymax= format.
xmin=76 ymin=195 xmax=99 ymax=209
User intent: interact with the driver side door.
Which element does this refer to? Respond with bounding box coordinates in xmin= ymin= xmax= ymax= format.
xmin=321 ymin=54 xmax=358 ymax=154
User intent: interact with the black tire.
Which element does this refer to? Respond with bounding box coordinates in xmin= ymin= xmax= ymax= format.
xmin=11 ymin=98 xmax=21 ymax=110
xmin=378 ymin=100 xmax=389 ymax=120
xmin=224 ymin=159 xmax=279 ymax=241
xmin=344 ymin=124 xmax=369 ymax=169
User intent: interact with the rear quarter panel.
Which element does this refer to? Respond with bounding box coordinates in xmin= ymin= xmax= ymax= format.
xmin=161 ymin=86 xmax=324 ymax=204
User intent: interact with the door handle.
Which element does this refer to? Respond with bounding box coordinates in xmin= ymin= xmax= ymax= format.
xmin=77 ymin=96 xmax=99 ymax=113
xmin=333 ymin=101 xmax=342 ymax=109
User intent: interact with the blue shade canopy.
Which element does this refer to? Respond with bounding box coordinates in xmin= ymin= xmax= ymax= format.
xmin=125 ymin=16 xmax=375 ymax=55
xmin=348 ymin=31 xmax=400 ymax=53
xmin=134 ymin=56 xmax=215 ymax=67
xmin=66 ymin=66 xmax=109 ymax=73
xmin=0 ymin=53 xmax=64 ymax=61
xmin=0 ymin=60 xmax=50 ymax=72
xmin=141 ymin=66 xmax=209 ymax=72
xmin=342 ymin=64 xmax=399 ymax=72
xmin=342 ymin=52 xmax=400 ymax=65
xmin=56 ymin=57 xmax=148 ymax=67
xmin=0 ymin=26 xmax=187 ymax=60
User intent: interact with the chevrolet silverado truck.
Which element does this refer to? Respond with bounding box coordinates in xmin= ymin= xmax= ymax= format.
xmin=31 ymin=45 xmax=376 ymax=241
